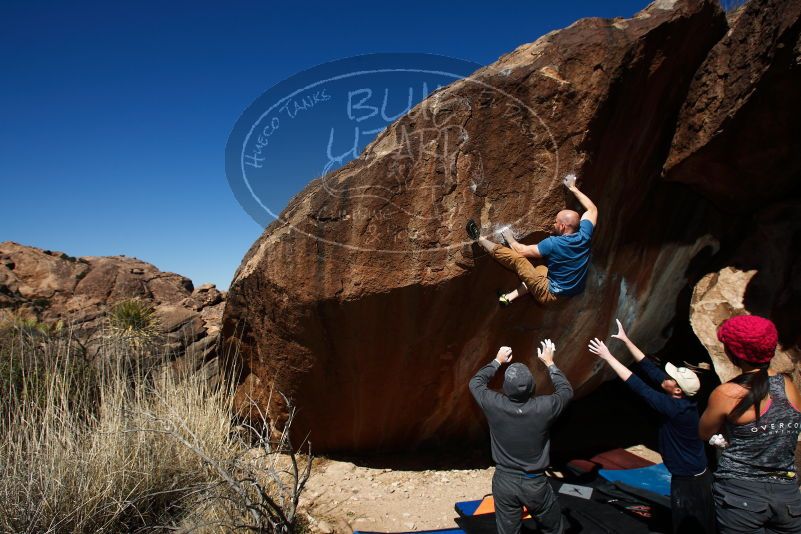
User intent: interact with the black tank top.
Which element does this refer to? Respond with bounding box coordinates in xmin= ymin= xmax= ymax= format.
xmin=717 ymin=375 xmax=801 ymax=483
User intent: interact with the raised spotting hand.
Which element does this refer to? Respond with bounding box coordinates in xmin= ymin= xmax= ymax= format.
xmin=537 ymin=338 xmax=556 ymax=367
xmin=609 ymin=319 xmax=647 ymax=362
xmin=588 ymin=337 xmax=632 ymax=381
xmin=611 ymin=319 xmax=630 ymax=343
xmin=587 ymin=338 xmax=613 ymax=360
xmin=495 ymin=346 xmax=513 ymax=365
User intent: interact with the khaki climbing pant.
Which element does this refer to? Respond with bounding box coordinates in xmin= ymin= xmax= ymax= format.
xmin=491 ymin=244 xmax=557 ymax=305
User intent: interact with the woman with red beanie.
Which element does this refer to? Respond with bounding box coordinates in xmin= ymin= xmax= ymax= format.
xmin=699 ymin=315 xmax=801 ymax=532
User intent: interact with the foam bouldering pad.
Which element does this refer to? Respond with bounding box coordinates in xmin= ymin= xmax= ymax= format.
xmin=454 ymin=495 xmax=531 ymax=518
xmin=565 ymin=458 xmax=600 ymax=477
xmin=455 ymin=481 xmax=656 ymax=533
xmin=598 ymin=463 xmax=671 ymax=497
xmin=589 ymin=448 xmax=655 ymax=470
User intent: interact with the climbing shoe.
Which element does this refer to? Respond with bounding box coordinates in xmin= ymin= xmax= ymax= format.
xmin=497 ymin=290 xmax=511 ymax=307
xmin=466 ymin=219 xmax=480 ymax=240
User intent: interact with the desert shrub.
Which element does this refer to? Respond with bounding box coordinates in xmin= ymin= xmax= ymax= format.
xmin=0 ymin=335 xmax=235 ymax=532
xmin=0 ymin=318 xmax=96 ymax=418
xmin=174 ymin=393 xmax=313 ymax=533
xmin=0 ymin=318 xmax=312 ymax=533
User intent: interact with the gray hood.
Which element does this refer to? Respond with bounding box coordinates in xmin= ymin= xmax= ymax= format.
xmin=503 ymin=363 xmax=534 ymax=401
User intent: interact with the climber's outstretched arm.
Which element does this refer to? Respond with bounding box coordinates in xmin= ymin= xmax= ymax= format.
xmin=502 ymin=228 xmax=542 ymax=258
xmin=568 ymin=185 xmax=598 ymax=226
xmin=515 ymin=243 xmax=542 ymax=259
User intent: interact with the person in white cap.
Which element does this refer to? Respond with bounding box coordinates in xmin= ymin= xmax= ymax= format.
xmin=588 ymin=320 xmax=713 ymax=534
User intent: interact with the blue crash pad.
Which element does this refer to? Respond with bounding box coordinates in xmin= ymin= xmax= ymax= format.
xmin=454 ymin=498 xmax=482 ymax=517
xmin=599 ymin=462 xmax=672 ymax=497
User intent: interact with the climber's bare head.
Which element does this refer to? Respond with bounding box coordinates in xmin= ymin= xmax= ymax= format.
xmin=553 ymin=210 xmax=580 ymax=236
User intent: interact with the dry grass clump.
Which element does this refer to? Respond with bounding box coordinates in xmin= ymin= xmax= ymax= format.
xmin=0 ymin=317 xmax=311 ymax=533
xmin=181 ymin=395 xmax=312 ymax=533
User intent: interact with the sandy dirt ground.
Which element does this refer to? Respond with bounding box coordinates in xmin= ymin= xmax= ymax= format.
xmin=300 ymin=445 xmax=662 ymax=533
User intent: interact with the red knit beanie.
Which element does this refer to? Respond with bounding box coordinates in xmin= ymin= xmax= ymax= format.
xmin=717 ymin=315 xmax=778 ymax=364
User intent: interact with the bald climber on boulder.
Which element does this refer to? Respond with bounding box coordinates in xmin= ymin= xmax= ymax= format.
xmin=466 ymin=174 xmax=598 ymax=306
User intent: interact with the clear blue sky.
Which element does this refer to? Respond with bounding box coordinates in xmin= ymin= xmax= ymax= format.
xmin=0 ymin=0 xmax=646 ymax=289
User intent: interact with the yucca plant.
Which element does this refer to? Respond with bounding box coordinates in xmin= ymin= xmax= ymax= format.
xmin=103 ymin=299 xmax=163 ymax=381
xmin=107 ymin=299 xmax=159 ymax=346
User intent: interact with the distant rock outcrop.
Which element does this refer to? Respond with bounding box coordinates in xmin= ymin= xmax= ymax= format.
xmin=0 ymin=242 xmax=224 ymax=374
xmin=221 ymin=0 xmax=801 ymax=453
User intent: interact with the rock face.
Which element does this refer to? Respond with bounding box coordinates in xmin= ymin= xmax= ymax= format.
xmin=671 ymin=0 xmax=801 ymax=383
xmin=664 ymin=0 xmax=801 ymax=211
xmin=222 ymin=0 xmax=801 ymax=453
xmin=0 ymin=242 xmax=224 ymax=370
xmin=691 ymin=268 xmax=800 ymax=383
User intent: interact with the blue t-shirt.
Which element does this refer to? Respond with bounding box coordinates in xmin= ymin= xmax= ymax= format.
xmin=537 ymin=219 xmax=593 ymax=295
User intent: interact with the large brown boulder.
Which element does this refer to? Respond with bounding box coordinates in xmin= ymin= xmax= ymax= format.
xmin=642 ymin=0 xmax=801 ymax=466
xmin=666 ymin=0 xmax=801 ymax=455
xmin=664 ymin=0 xmax=801 ymax=211
xmin=222 ymin=0 xmax=732 ymax=452
xmin=0 ymin=242 xmax=225 ymax=369
xmin=669 ymin=0 xmax=801 ymax=384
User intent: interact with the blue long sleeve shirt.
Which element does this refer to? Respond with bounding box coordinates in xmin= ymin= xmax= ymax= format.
xmin=624 ymin=358 xmax=707 ymax=476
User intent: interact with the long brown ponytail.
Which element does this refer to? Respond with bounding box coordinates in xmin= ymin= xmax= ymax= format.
xmin=728 ymin=365 xmax=771 ymax=421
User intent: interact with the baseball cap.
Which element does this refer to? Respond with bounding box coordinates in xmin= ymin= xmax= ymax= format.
xmin=664 ymin=363 xmax=700 ymax=397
